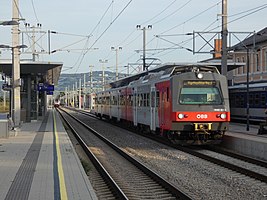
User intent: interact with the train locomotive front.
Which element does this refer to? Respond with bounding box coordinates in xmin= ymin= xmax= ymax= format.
xmin=159 ymin=66 xmax=230 ymax=145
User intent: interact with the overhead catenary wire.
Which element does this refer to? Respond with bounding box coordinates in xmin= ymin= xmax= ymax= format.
xmin=73 ymin=0 xmax=133 ymax=73
xmin=151 ymin=0 xmax=192 ymax=25
xmin=31 ymin=0 xmax=39 ymax=22
xmin=160 ymin=1 xmax=221 ymax=35
xmin=150 ymin=3 xmax=267 ymax=59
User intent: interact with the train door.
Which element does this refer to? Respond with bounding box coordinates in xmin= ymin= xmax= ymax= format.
xmin=160 ymin=89 xmax=165 ymax=129
xmin=117 ymin=91 xmax=121 ymax=122
xmin=133 ymin=89 xmax=137 ymax=126
xmin=150 ymin=87 xmax=156 ymax=131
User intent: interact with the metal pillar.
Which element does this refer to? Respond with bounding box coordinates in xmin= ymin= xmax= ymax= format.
xmin=83 ymin=74 xmax=86 ymax=109
xmin=79 ymin=78 xmax=81 ymax=109
xmin=12 ymin=0 xmax=21 ymax=128
xmin=26 ymin=75 xmax=31 ymax=122
xmin=246 ymin=48 xmax=250 ymax=131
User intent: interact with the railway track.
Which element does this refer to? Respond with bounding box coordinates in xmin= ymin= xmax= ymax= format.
xmin=74 ymin=108 xmax=267 ymax=184
xmin=58 ymin=108 xmax=192 ymax=200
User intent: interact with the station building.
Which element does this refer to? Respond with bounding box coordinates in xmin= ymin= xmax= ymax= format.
xmin=229 ymin=27 xmax=267 ymax=85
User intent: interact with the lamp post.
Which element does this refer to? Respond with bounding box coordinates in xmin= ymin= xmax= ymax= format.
xmin=111 ymin=47 xmax=122 ymax=81
xmin=136 ymin=25 xmax=152 ymax=71
xmin=0 ymin=20 xmax=19 ymax=26
xmin=0 ymin=18 xmax=20 ymax=127
xmin=89 ymin=65 xmax=94 ymax=110
xmin=246 ymin=48 xmax=250 ymax=131
xmin=0 ymin=44 xmax=27 ymax=129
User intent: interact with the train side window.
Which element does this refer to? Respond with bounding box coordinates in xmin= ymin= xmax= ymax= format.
xmin=129 ymin=95 xmax=133 ymax=106
xmin=167 ymin=87 xmax=169 ymax=102
xmin=138 ymin=94 xmax=141 ymax=107
xmin=147 ymin=93 xmax=150 ymax=107
xmin=144 ymin=93 xmax=147 ymax=107
xmin=107 ymin=96 xmax=110 ymax=105
xmin=156 ymin=91 xmax=160 ymax=107
xmin=151 ymin=92 xmax=155 ymax=107
xmin=120 ymin=95 xmax=125 ymax=106
xmin=141 ymin=94 xmax=144 ymax=106
xmin=111 ymin=96 xmax=114 ymax=105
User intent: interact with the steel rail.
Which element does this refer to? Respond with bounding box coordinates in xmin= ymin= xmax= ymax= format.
xmin=57 ymin=108 xmax=128 ymax=200
xmin=59 ymin=107 xmax=193 ymax=200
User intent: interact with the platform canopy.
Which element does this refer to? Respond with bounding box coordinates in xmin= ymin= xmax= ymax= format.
xmin=0 ymin=60 xmax=63 ymax=84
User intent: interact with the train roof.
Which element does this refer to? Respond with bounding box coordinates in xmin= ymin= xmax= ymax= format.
xmin=110 ymin=62 xmax=243 ymax=88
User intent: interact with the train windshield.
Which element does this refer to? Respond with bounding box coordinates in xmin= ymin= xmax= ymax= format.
xmin=179 ymin=87 xmax=222 ymax=105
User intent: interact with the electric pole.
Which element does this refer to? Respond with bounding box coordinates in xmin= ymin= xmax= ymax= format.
xmin=221 ymin=0 xmax=228 ymax=76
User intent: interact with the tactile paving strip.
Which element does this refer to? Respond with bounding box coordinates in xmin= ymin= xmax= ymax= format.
xmin=4 ymin=115 xmax=48 ymax=200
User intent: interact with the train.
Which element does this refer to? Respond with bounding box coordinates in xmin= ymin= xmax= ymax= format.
xmin=54 ymin=100 xmax=61 ymax=108
xmin=94 ymin=63 xmax=230 ymax=145
xmin=229 ymin=82 xmax=267 ymax=123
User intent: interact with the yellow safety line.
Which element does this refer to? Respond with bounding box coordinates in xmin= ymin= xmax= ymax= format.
xmin=53 ymin=110 xmax=68 ymax=200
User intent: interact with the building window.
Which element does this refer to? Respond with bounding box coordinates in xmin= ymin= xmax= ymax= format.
xmin=241 ymin=56 xmax=245 ymax=74
xmin=256 ymin=53 xmax=260 ymax=71
xmin=265 ymin=50 xmax=267 ymax=71
xmin=236 ymin=57 xmax=241 ymax=74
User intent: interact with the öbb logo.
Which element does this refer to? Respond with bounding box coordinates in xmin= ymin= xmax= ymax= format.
xmin=196 ymin=114 xmax=208 ymax=119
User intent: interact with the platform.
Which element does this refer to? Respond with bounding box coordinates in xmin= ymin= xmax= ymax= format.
xmin=222 ymin=123 xmax=267 ymax=161
xmin=0 ymin=109 xmax=97 ymax=200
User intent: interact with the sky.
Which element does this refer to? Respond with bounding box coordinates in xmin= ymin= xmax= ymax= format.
xmin=0 ymin=0 xmax=267 ymax=75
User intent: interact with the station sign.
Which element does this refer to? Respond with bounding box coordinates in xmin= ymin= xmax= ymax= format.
xmin=2 ymin=83 xmax=12 ymax=91
xmin=38 ymin=83 xmax=54 ymax=92
xmin=46 ymin=91 xmax=53 ymax=95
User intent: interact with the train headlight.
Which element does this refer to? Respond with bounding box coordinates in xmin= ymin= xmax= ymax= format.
xmin=178 ymin=113 xmax=184 ymax=119
xmin=177 ymin=113 xmax=188 ymax=119
xmin=220 ymin=113 xmax=227 ymax=119
xmin=217 ymin=113 xmax=227 ymax=119
xmin=197 ymin=73 xmax=203 ymax=79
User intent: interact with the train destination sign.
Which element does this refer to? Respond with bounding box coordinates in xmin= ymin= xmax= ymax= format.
xmin=183 ymin=81 xmax=216 ymax=86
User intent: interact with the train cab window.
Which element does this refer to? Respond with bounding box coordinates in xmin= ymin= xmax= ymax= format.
xmin=179 ymin=87 xmax=222 ymax=105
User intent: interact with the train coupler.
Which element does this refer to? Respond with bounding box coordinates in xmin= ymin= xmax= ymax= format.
xmin=193 ymin=123 xmax=212 ymax=133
